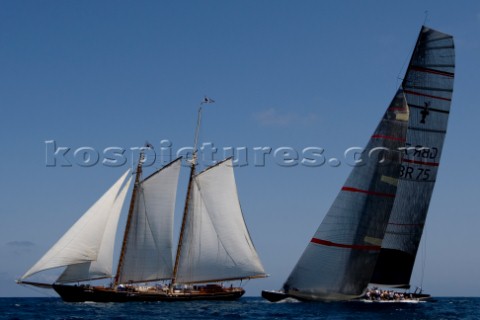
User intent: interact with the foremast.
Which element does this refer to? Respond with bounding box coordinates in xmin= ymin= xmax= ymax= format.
xmin=113 ymin=149 xmax=145 ymax=287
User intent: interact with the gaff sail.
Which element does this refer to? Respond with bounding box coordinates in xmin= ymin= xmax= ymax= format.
xmin=116 ymin=158 xmax=182 ymax=284
xmin=175 ymin=158 xmax=266 ymax=284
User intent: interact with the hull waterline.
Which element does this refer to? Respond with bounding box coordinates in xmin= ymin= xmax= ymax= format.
xmin=53 ymin=284 xmax=245 ymax=302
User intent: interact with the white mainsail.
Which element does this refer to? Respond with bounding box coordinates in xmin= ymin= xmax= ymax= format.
xmin=116 ymin=158 xmax=181 ymax=284
xmin=176 ymin=158 xmax=265 ymax=284
xmin=21 ymin=170 xmax=131 ymax=281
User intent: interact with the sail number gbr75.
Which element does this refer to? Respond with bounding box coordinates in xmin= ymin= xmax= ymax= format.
xmin=400 ymin=144 xmax=439 ymax=181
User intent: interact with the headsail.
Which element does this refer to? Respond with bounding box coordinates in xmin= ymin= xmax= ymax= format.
xmin=57 ymin=176 xmax=131 ymax=283
xmin=175 ymin=158 xmax=266 ymax=284
xmin=371 ymin=26 xmax=455 ymax=287
xmin=116 ymin=158 xmax=182 ymax=284
xmin=283 ymin=90 xmax=409 ymax=301
xmin=21 ymin=170 xmax=131 ymax=282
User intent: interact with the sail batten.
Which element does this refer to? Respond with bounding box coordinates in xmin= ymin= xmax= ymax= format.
xmin=408 ymin=105 xmax=450 ymax=114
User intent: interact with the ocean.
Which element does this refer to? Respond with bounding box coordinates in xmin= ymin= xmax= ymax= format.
xmin=1 ymin=297 xmax=479 ymax=320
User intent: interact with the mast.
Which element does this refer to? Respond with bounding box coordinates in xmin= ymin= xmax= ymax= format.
xmin=114 ymin=150 xmax=145 ymax=286
xmin=172 ymin=99 xmax=211 ymax=285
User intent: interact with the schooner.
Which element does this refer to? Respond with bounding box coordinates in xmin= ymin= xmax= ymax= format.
xmin=18 ymin=101 xmax=267 ymax=302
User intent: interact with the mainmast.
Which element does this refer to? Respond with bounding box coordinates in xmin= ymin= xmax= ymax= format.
xmin=172 ymin=98 xmax=213 ymax=286
xmin=113 ymin=149 xmax=145 ymax=287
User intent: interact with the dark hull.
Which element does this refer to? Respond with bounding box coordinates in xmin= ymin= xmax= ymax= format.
xmin=53 ymin=284 xmax=245 ymax=302
xmin=261 ymin=290 xmax=290 ymax=302
xmin=411 ymin=293 xmax=432 ymax=301
xmin=262 ymin=289 xmax=431 ymax=303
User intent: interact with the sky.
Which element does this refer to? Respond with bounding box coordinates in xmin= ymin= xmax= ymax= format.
xmin=1 ymin=0 xmax=479 ymax=298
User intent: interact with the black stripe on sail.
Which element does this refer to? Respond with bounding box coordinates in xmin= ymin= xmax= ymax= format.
xmin=423 ymin=35 xmax=452 ymax=43
xmin=409 ymin=66 xmax=454 ymax=78
xmin=408 ymin=126 xmax=447 ymax=134
xmin=409 ymin=104 xmax=450 ymax=114
xmin=385 ymin=231 xmax=416 ymax=236
xmin=422 ymin=64 xmax=455 ymax=68
xmin=424 ymin=45 xmax=455 ymax=50
xmin=403 ymin=85 xmax=453 ymax=93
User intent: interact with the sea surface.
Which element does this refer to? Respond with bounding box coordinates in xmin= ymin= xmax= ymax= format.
xmin=1 ymin=297 xmax=479 ymax=320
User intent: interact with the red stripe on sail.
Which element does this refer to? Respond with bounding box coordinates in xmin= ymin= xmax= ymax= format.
xmin=310 ymin=237 xmax=381 ymax=251
xmin=402 ymin=158 xmax=439 ymax=167
xmin=410 ymin=66 xmax=454 ymax=78
xmin=404 ymin=89 xmax=451 ymax=102
xmin=342 ymin=186 xmax=395 ymax=198
xmin=371 ymin=134 xmax=406 ymax=142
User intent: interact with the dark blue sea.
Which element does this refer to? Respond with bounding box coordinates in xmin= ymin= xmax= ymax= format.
xmin=1 ymin=297 xmax=479 ymax=320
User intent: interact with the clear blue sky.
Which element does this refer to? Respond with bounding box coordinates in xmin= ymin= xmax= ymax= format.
xmin=1 ymin=0 xmax=479 ymax=297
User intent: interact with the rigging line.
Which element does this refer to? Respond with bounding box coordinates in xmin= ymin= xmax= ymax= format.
xmin=423 ymin=10 xmax=429 ymax=26
xmin=18 ymin=283 xmax=56 ymax=298
xmin=396 ymin=32 xmax=417 ymax=89
xmin=421 ymin=226 xmax=427 ymax=288
xmin=397 ymin=26 xmax=424 ymax=90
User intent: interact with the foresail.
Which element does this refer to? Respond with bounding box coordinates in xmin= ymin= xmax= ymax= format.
xmin=57 ymin=175 xmax=132 ymax=283
xmin=21 ymin=170 xmax=131 ymax=281
xmin=371 ymin=26 xmax=455 ymax=287
xmin=175 ymin=158 xmax=265 ymax=284
xmin=283 ymin=91 xmax=409 ymax=301
xmin=116 ymin=158 xmax=181 ymax=284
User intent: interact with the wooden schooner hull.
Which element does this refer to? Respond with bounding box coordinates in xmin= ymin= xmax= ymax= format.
xmin=53 ymin=284 xmax=245 ymax=302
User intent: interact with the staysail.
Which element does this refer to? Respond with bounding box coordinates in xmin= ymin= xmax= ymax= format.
xmin=21 ymin=170 xmax=131 ymax=282
xmin=371 ymin=26 xmax=455 ymax=287
xmin=116 ymin=158 xmax=182 ymax=284
xmin=57 ymin=177 xmax=131 ymax=283
xmin=283 ymin=90 xmax=409 ymax=301
xmin=175 ymin=158 xmax=266 ymax=284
